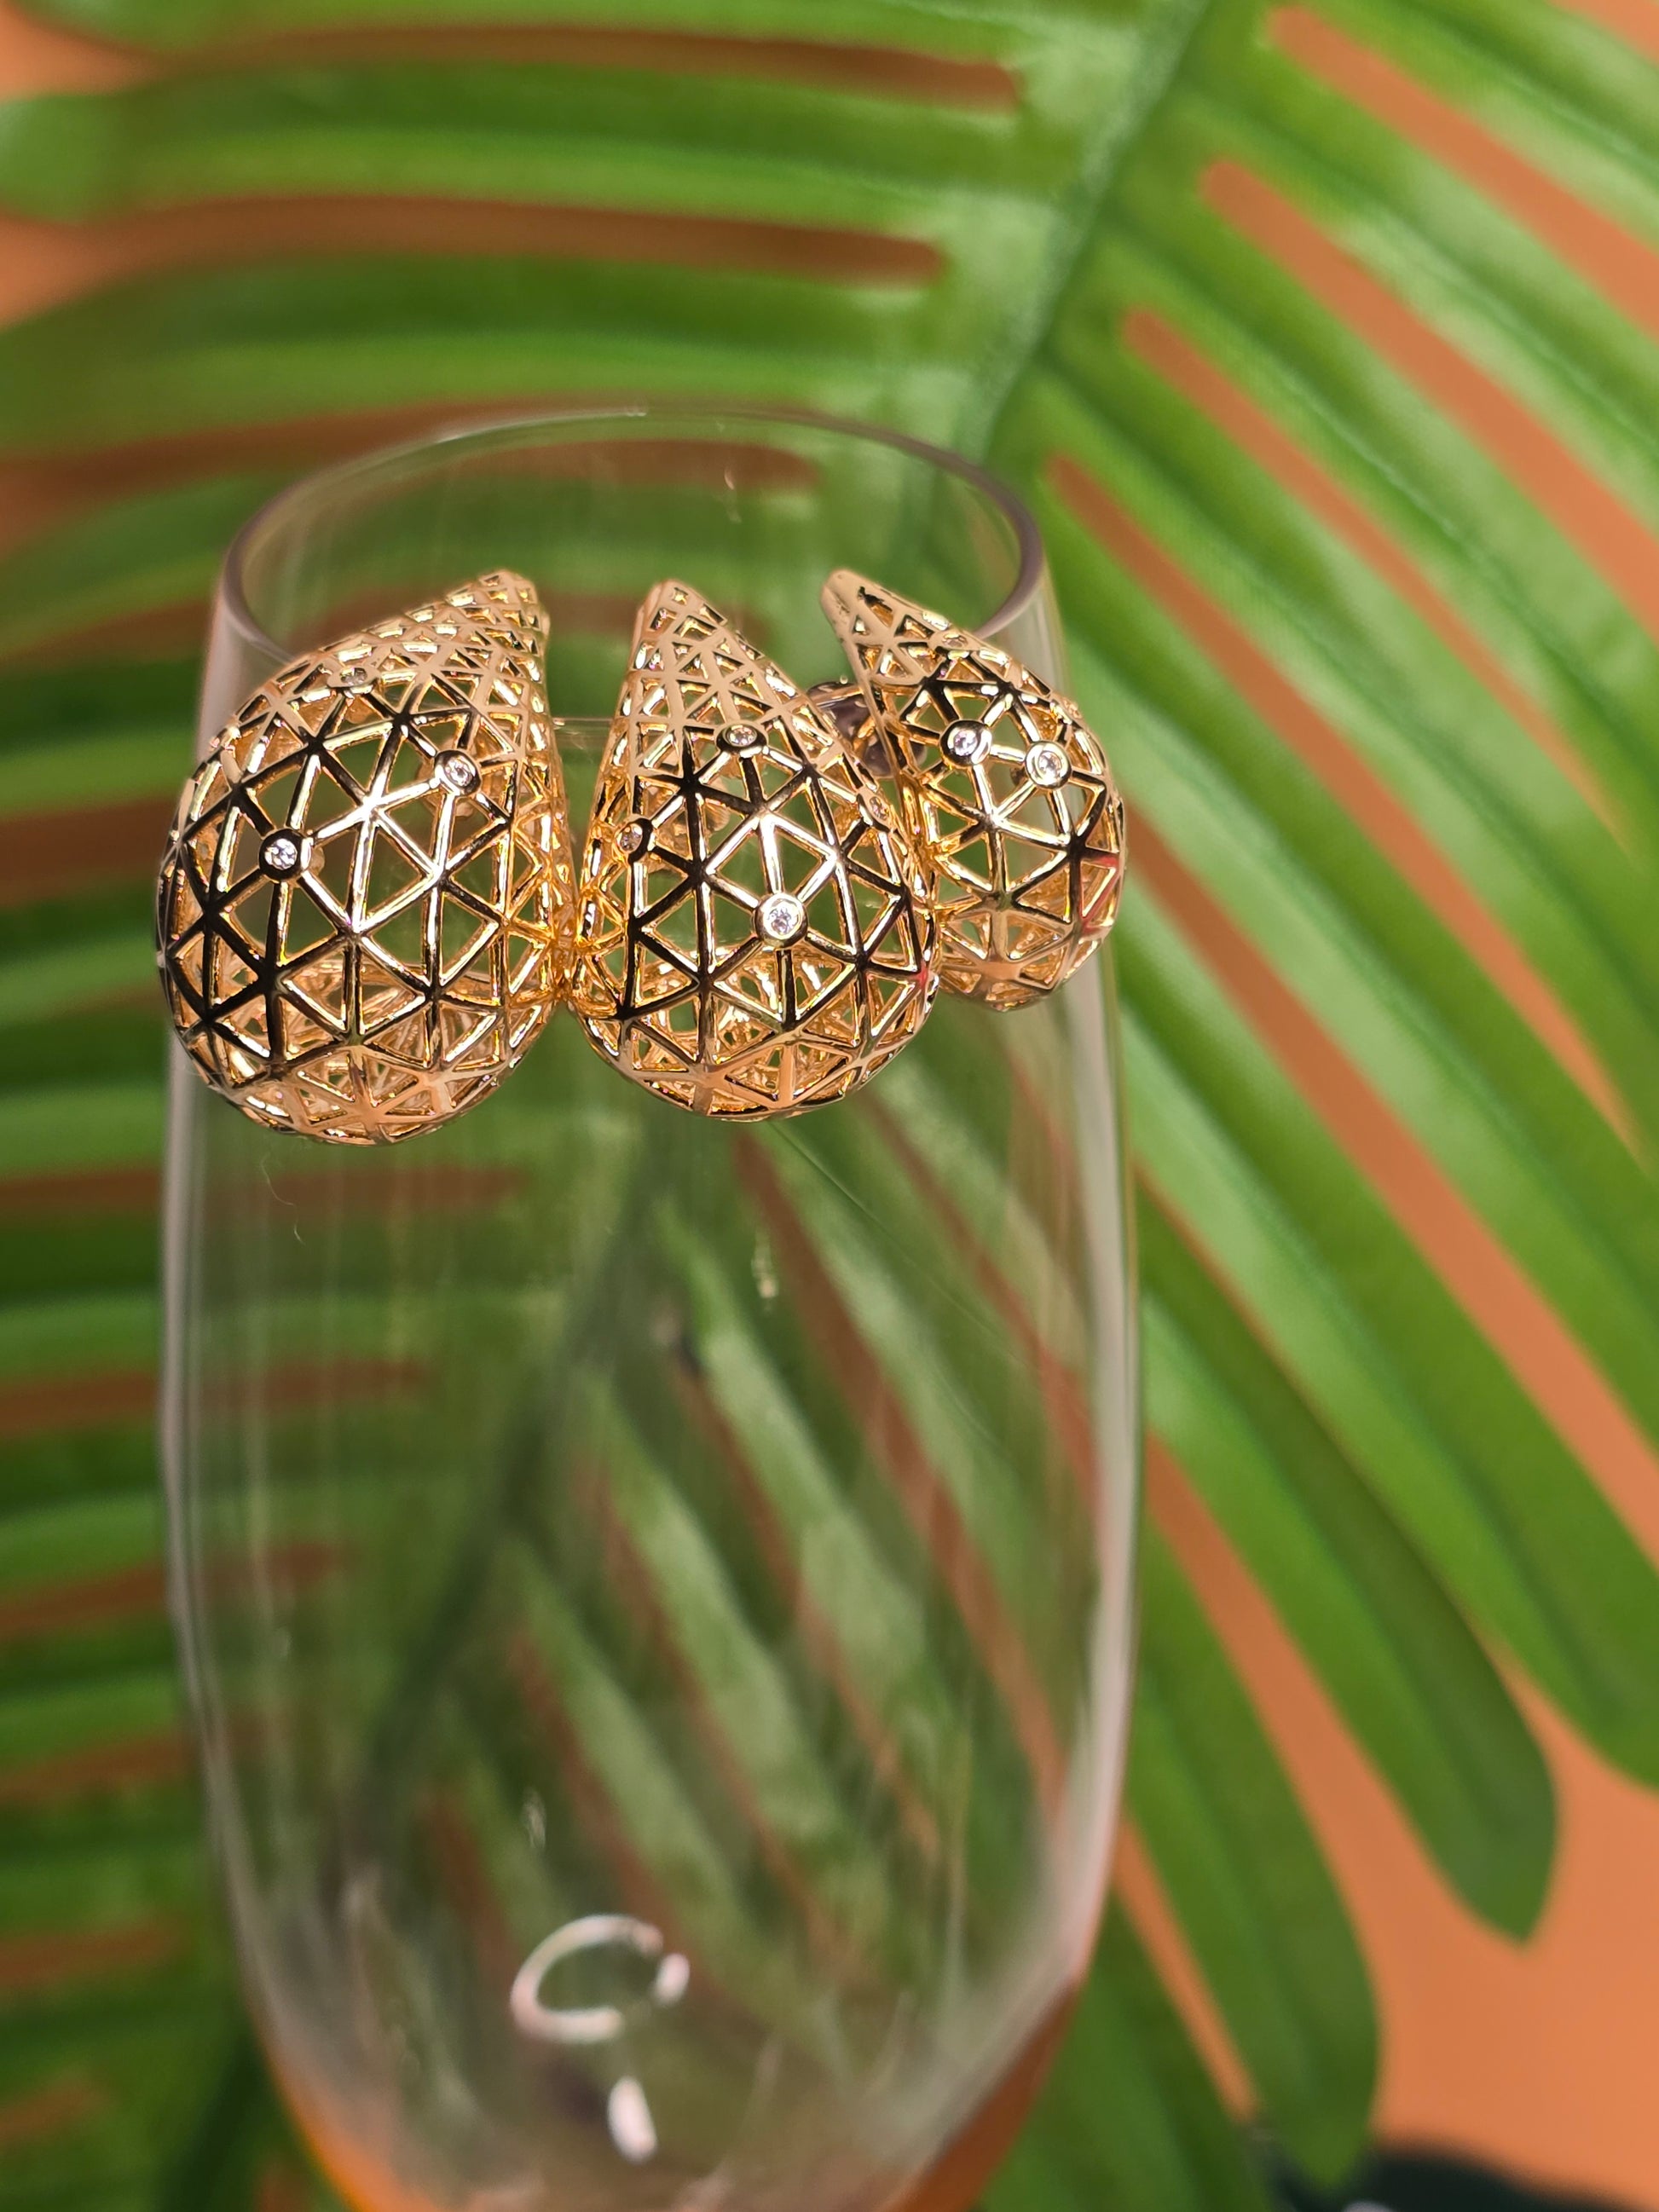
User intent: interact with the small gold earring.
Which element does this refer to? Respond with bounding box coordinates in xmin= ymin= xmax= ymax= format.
xmin=156 ymin=570 xmax=575 ymax=1145
xmin=571 ymin=579 xmax=936 ymax=1118
xmin=821 ymin=571 xmax=1124 ymax=1008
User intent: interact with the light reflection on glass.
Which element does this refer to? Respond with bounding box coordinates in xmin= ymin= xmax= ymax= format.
xmin=510 ymin=1915 xmax=690 ymax=2047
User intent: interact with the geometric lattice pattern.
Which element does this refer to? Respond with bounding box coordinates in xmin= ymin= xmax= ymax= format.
xmin=822 ymin=570 xmax=1125 ymax=1009
xmin=572 ymin=580 xmax=937 ymax=1118
xmin=156 ymin=570 xmax=573 ymax=1146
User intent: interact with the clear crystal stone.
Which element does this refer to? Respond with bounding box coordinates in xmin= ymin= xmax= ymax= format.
xmin=620 ymin=818 xmax=650 ymax=856
xmin=260 ymin=832 xmax=303 ymax=876
xmin=720 ymin=720 xmax=766 ymax=753
xmin=437 ymin=749 xmax=480 ymax=793
xmin=1025 ymin=742 xmax=1072 ymax=788
xmin=943 ymin=719 xmax=993 ymax=765
xmin=756 ymin=892 xmax=806 ymax=944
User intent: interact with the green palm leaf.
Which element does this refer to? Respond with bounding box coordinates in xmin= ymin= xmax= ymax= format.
xmin=3 ymin=0 xmax=1658 ymax=2205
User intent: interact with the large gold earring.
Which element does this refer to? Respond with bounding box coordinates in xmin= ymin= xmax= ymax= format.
xmin=156 ymin=570 xmax=574 ymax=1145
xmin=821 ymin=571 xmax=1124 ymax=1008
xmin=571 ymin=580 xmax=936 ymax=1118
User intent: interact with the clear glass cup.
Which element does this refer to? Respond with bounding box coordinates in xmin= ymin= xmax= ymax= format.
xmin=163 ymin=404 xmax=1138 ymax=2212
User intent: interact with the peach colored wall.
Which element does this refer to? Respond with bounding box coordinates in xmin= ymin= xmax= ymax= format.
xmin=1160 ymin=1458 xmax=1659 ymax=2207
xmin=3 ymin=4 xmax=1657 ymax=2204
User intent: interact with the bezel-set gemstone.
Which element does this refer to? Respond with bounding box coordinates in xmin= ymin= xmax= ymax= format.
xmin=259 ymin=831 xmax=303 ymax=876
xmin=756 ymin=891 xmax=807 ymax=944
xmin=436 ymin=749 xmax=480 ymax=794
xmin=943 ymin=719 xmax=993 ymax=765
xmin=1025 ymin=742 xmax=1072 ymax=789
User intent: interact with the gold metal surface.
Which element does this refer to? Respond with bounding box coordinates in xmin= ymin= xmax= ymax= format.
xmin=573 ymin=580 xmax=937 ymax=1118
xmin=156 ymin=571 xmax=573 ymax=1145
xmin=822 ymin=571 xmax=1124 ymax=1008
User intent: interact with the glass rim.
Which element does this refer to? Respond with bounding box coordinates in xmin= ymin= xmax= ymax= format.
xmin=217 ymin=396 xmax=1049 ymax=673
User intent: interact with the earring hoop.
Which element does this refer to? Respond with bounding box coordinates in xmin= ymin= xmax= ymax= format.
xmin=156 ymin=570 xmax=574 ymax=1145
xmin=571 ymin=579 xmax=936 ymax=1119
xmin=821 ymin=572 xmax=1124 ymax=1008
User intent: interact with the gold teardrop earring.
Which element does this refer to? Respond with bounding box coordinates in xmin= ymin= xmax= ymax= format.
xmin=571 ymin=579 xmax=937 ymax=1118
xmin=820 ymin=571 xmax=1124 ymax=1008
xmin=156 ymin=570 xmax=575 ymax=1145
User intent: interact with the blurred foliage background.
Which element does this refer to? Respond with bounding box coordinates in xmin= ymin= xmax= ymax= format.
xmin=4 ymin=0 xmax=1659 ymax=2207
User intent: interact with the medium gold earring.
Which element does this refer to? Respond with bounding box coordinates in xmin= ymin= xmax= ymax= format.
xmin=571 ymin=579 xmax=936 ymax=1118
xmin=820 ymin=571 xmax=1124 ymax=1008
xmin=156 ymin=570 xmax=575 ymax=1146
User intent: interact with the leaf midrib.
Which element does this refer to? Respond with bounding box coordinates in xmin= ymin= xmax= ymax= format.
xmin=968 ymin=0 xmax=1223 ymax=460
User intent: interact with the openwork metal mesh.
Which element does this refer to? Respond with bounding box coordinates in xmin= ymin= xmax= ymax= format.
xmin=573 ymin=580 xmax=937 ymax=1118
xmin=823 ymin=572 xmax=1124 ymax=1008
xmin=157 ymin=571 xmax=572 ymax=1146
